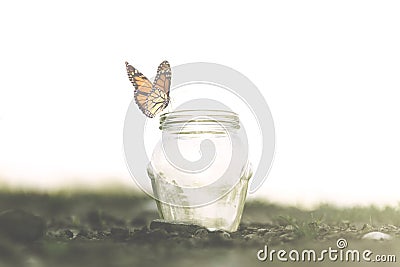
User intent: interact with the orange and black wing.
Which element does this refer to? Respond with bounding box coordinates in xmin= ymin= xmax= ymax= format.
xmin=142 ymin=60 xmax=171 ymax=116
xmin=154 ymin=60 xmax=171 ymax=96
xmin=125 ymin=61 xmax=155 ymax=118
xmin=125 ymin=61 xmax=171 ymax=118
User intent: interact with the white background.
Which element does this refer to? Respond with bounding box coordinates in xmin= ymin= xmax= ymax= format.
xmin=0 ymin=1 xmax=399 ymax=207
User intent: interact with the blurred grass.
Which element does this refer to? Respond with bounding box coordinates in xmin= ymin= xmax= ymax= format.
xmin=0 ymin=190 xmax=400 ymax=267
xmin=1 ymin=188 xmax=400 ymax=222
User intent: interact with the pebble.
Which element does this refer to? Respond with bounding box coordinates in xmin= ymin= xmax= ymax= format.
xmin=76 ymin=229 xmax=93 ymax=239
xmin=63 ymin=229 xmax=74 ymax=239
xmin=244 ymin=233 xmax=256 ymax=240
xmin=48 ymin=229 xmax=74 ymax=239
xmin=280 ymin=233 xmax=295 ymax=241
xmin=362 ymin=231 xmax=393 ymax=240
xmin=217 ymin=230 xmax=231 ymax=239
xmin=284 ymin=225 xmax=295 ymax=231
xmin=194 ymin=228 xmax=209 ymax=238
xmin=0 ymin=209 xmax=45 ymax=242
xmin=257 ymin=228 xmax=268 ymax=235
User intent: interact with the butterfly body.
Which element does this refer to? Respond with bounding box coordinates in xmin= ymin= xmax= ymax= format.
xmin=125 ymin=61 xmax=171 ymax=118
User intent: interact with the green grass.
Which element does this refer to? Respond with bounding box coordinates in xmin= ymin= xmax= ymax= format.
xmin=1 ymin=191 xmax=400 ymax=267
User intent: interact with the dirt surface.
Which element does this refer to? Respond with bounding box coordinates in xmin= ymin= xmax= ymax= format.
xmin=0 ymin=191 xmax=400 ymax=267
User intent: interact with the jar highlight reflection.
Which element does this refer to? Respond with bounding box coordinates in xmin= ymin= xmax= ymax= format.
xmin=147 ymin=110 xmax=252 ymax=232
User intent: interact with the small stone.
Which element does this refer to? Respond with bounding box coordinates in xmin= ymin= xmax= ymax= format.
xmin=69 ymin=229 xmax=79 ymax=238
xmin=257 ymin=228 xmax=268 ymax=235
xmin=48 ymin=229 xmax=73 ymax=239
xmin=244 ymin=233 xmax=256 ymax=240
xmin=96 ymin=231 xmax=110 ymax=239
xmin=280 ymin=233 xmax=295 ymax=241
xmin=362 ymin=231 xmax=393 ymax=240
xmin=239 ymin=226 xmax=258 ymax=235
xmin=150 ymin=219 xmax=203 ymax=236
xmin=218 ymin=231 xmax=231 ymax=239
xmin=0 ymin=209 xmax=45 ymax=242
xmin=285 ymin=225 xmax=295 ymax=231
xmin=63 ymin=229 xmax=74 ymax=238
xmin=111 ymin=227 xmax=129 ymax=240
xmin=76 ymin=229 xmax=96 ymax=239
xmin=194 ymin=228 xmax=209 ymax=238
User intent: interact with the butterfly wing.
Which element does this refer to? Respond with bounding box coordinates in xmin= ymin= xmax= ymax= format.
xmin=144 ymin=60 xmax=171 ymax=116
xmin=125 ymin=62 xmax=155 ymax=117
xmin=154 ymin=60 xmax=171 ymax=95
xmin=125 ymin=61 xmax=171 ymax=118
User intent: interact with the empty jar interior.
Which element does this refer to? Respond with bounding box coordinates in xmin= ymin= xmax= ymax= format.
xmin=147 ymin=109 xmax=252 ymax=232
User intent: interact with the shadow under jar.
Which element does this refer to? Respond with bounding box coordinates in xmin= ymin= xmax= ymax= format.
xmin=147 ymin=110 xmax=252 ymax=232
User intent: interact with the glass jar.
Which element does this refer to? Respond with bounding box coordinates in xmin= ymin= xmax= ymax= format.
xmin=147 ymin=110 xmax=252 ymax=232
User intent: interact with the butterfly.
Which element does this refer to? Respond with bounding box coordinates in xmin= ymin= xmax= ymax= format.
xmin=125 ymin=60 xmax=171 ymax=118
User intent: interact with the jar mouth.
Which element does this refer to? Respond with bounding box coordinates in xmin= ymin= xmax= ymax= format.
xmin=160 ymin=109 xmax=240 ymax=134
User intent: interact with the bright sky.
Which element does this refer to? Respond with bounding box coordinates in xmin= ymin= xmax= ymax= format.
xmin=1 ymin=1 xmax=400 ymax=207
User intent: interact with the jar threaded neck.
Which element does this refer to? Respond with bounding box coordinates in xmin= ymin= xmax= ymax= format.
xmin=159 ymin=110 xmax=240 ymax=134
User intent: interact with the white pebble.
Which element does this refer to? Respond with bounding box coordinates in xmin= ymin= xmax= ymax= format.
xmin=362 ymin=231 xmax=393 ymax=240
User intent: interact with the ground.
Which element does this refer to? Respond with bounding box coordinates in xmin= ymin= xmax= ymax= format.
xmin=0 ymin=190 xmax=399 ymax=267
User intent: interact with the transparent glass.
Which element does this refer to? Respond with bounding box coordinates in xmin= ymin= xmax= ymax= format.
xmin=147 ymin=110 xmax=252 ymax=232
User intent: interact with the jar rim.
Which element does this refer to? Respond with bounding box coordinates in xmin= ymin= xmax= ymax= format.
xmin=159 ymin=109 xmax=240 ymax=133
xmin=160 ymin=109 xmax=238 ymax=118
